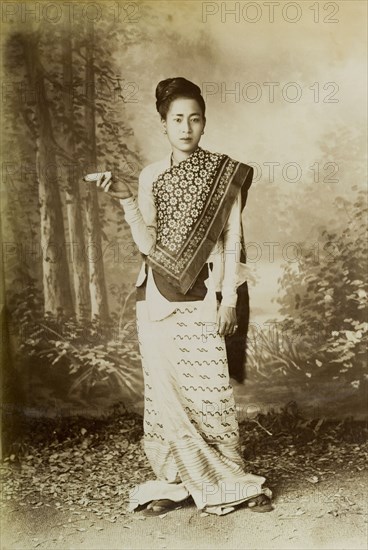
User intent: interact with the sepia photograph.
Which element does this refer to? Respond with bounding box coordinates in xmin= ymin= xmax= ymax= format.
xmin=0 ymin=1 xmax=367 ymax=549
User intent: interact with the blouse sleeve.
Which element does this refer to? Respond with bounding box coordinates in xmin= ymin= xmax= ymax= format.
xmin=221 ymin=192 xmax=242 ymax=307
xmin=119 ymin=167 xmax=157 ymax=256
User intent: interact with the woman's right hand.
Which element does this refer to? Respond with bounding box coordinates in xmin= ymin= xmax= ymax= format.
xmin=85 ymin=171 xmax=133 ymax=200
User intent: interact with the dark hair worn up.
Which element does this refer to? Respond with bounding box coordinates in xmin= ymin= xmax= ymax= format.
xmin=155 ymin=77 xmax=206 ymax=120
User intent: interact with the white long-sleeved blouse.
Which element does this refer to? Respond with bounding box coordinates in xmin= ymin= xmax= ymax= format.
xmin=120 ymin=153 xmax=251 ymax=308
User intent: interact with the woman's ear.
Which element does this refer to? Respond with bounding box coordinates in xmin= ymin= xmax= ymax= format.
xmin=202 ymin=116 xmax=206 ymax=134
xmin=161 ymin=118 xmax=167 ymax=134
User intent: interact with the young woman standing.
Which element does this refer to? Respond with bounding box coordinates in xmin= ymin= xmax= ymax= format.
xmin=92 ymin=77 xmax=272 ymax=516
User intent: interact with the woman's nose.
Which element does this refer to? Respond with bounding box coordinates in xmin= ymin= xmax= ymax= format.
xmin=181 ymin=120 xmax=191 ymax=133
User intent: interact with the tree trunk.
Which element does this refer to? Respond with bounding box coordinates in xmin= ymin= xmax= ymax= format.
xmin=84 ymin=20 xmax=109 ymax=321
xmin=22 ymin=34 xmax=73 ymax=317
xmin=62 ymin=25 xmax=91 ymax=320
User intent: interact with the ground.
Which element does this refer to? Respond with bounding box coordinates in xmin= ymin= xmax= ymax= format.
xmin=1 ymin=471 xmax=367 ymax=550
xmin=1 ymin=406 xmax=367 ymax=550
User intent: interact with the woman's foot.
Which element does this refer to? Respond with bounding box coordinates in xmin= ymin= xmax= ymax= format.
xmin=247 ymin=494 xmax=273 ymax=513
xmin=142 ymin=499 xmax=182 ymax=517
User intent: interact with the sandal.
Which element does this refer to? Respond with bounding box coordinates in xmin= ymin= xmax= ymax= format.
xmin=247 ymin=494 xmax=273 ymax=513
xmin=142 ymin=499 xmax=182 ymax=517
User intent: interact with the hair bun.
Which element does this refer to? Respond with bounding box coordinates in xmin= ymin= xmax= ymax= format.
xmin=155 ymin=77 xmax=203 ymax=114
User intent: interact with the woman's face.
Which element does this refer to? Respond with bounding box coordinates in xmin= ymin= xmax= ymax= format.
xmin=162 ymin=97 xmax=206 ymax=157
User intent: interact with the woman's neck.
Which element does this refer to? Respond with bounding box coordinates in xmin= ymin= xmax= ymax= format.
xmin=170 ymin=146 xmax=199 ymax=166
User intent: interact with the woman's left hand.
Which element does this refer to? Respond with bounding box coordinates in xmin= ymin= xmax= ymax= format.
xmin=217 ymin=305 xmax=238 ymax=337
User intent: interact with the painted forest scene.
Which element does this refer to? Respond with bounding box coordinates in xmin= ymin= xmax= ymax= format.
xmin=0 ymin=2 xmax=367 ymax=549
xmin=2 ymin=2 xmax=366 ymax=423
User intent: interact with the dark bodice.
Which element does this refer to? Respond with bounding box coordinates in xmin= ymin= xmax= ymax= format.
xmin=136 ymin=262 xmax=211 ymax=302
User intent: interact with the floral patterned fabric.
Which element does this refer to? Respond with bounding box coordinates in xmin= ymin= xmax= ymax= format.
xmin=153 ymin=148 xmax=222 ymax=254
xmin=146 ymin=147 xmax=253 ymax=294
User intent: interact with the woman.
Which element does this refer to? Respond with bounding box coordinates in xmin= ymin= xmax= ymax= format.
xmin=93 ymin=77 xmax=272 ymax=516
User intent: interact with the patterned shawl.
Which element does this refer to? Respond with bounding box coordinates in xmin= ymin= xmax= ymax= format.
xmin=146 ymin=147 xmax=253 ymax=294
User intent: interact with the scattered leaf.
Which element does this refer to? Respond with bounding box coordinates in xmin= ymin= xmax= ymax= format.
xmin=306 ymin=476 xmax=319 ymax=484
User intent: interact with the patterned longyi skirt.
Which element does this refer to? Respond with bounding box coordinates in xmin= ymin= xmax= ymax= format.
xmin=128 ymin=291 xmax=268 ymax=516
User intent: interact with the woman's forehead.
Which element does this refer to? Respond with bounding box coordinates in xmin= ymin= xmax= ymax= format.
xmin=167 ymin=97 xmax=202 ymax=115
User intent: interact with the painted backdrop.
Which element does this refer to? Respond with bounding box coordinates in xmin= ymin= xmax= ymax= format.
xmin=1 ymin=0 xmax=366 ymax=419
